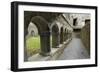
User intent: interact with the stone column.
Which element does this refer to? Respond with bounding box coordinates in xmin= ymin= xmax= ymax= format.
xmin=69 ymin=31 xmax=72 ymax=39
xmin=70 ymin=32 xmax=72 ymax=39
xmin=39 ymin=31 xmax=51 ymax=56
xmin=66 ymin=33 xmax=68 ymax=40
xmin=24 ymin=29 xmax=28 ymax=61
xmin=65 ymin=32 xmax=67 ymax=41
xmin=64 ymin=32 xmax=67 ymax=41
xmin=67 ymin=31 xmax=70 ymax=39
xmin=60 ymin=31 xmax=64 ymax=44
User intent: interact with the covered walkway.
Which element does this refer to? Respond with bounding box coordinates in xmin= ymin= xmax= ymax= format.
xmin=57 ymin=37 xmax=90 ymax=60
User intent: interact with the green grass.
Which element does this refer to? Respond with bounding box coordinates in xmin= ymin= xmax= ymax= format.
xmin=26 ymin=36 xmax=40 ymax=56
xmin=26 ymin=36 xmax=52 ymax=50
xmin=26 ymin=35 xmax=53 ymax=56
xmin=26 ymin=36 xmax=40 ymax=49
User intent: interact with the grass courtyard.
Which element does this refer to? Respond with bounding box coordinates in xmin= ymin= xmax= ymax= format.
xmin=26 ymin=36 xmax=40 ymax=57
xmin=26 ymin=36 xmax=40 ymax=49
xmin=26 ymin=35 xmax=52 ymax=57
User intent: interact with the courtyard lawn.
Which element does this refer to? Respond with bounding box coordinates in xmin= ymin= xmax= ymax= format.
xmin=26 ymin=36 xmax=40 ymax=56
xmin=26 ymin=36 xmax=52 ymax=50
xmin=26 ymin=35 xmax=53 ymax=57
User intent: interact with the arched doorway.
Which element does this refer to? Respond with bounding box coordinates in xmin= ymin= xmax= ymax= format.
xmin=24 ymin=16 xmax=51 ymax=61
xmin=30 ymin=16 xmax=51 ymax=56
xmin=26 ymin=22 xmax=40 ymax=58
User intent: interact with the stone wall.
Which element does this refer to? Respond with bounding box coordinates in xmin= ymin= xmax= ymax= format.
xmin=80 ymin=20 xmax=90 ymax=54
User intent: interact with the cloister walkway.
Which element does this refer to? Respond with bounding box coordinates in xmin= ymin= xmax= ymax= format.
xmin=28 ymin=32 xmax=90 ymax=61
xmin=57 ymin=34 xmax=90 ymax=60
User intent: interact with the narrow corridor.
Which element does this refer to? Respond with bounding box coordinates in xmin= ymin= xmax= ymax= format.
xmin=57 ymin=33 xmax=90 ymax=60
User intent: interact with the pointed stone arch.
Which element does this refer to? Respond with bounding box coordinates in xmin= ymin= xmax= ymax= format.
xmin=31 ymin=16 xmax=50 ymax=34
xmin=24 ymin=16 xmax=51 ymax=61
xmin=28 ymin=22 xmax=39 ymax=37
xmin=30 ymin=16 xmax=51 ymax=56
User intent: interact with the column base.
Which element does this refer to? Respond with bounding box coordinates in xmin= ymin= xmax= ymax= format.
xmin=39 ymin=52 xmax=51 ymax=56
xmin=52 ymin=46 xmax=60 ymax=48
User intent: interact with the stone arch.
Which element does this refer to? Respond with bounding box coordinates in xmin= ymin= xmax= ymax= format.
xmin=51 ymin=24 xmax=60 ymax=48
xmin=30 ymin=16 xmax=51 ymax=56
xmin=31 ymin=16 xmax=49 ymax=34
xmin=60 ymin=27 xmax=64 ymax=44
xmin=28 ymin=22 xmax=39 ymax=37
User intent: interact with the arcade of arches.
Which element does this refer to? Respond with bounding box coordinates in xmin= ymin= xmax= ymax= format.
xmin=24 ymin=11 xmax=90 ymax=61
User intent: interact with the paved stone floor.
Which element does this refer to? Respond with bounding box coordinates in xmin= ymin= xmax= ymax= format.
xmin=57 ymin=37 xmax=90 ymax=60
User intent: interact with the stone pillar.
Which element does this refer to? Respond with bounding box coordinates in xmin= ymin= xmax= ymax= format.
xmin=52 ymin=32 xmax=60 ymax=48
xmin=65 ymin=32 xmax=67 ymax=41
xmin=60 ymin=28 xmax=64 ymax=44
xmin=64 ymin=32 xmax=67 ymax=41
xmin=24 ymin=29 xmax=28 ymax=61
xmin=24 ymin=42 xmax=28 ymax=61
xmin=69 ymin=31 xmax=72 ymax=39
xmin=67 ymin=31 xmax=70 ymax=39
xmin=60 ymin=34 xmax=63 ymax=44
xmin=39 ymin=31 xmax=51 ymax=56
xmin=66 ymin=33 xmax=68 ymax=40
xmin=70 ymin=32 xmax=72 ymax=39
